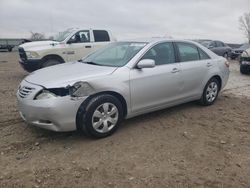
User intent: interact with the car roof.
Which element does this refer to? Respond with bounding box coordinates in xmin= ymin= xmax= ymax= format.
xmin=120 ymin=37 xmax=198 ymax=44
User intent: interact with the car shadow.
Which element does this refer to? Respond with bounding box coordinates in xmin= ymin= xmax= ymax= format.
xmin=25 ymin=100 xmax=204 ymax=142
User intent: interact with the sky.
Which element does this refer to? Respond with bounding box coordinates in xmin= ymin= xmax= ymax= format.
xmin=0 ymin=0 xmax=249 ymax=43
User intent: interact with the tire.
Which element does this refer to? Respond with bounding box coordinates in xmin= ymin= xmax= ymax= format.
xmin=42 ymin=59 xmax=61 ymax=68
xmin=223 ymin=52 xmax=228 ymax=59
xmin=199 ymin=78 xmax=220 ymax=106
xmin=8 ymin=48 xmax=12 ymax=52
xmin=76 ymin=94 xmax=124 ymax=138
xmin=240 ymin=64 xmax=249 ymax=74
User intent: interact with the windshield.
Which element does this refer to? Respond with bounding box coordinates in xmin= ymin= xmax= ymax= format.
xmin=239 ymin=44 xmax=250 ymax=50
xmin=53 ymin=29 xmax=74 ymax=42
xmin=82 ymin=42 xmax=148 ymax=67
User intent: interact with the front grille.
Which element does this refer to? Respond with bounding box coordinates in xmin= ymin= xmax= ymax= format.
xmin=235 ymin=50 xmax=242 ymax=54
xmin=18 ymin=47 xmax=27 ymax=61
xmin=241 ymin=57 xmax=250 ymax=62
xmin=18 ymin=86 xmax=35 ymax=98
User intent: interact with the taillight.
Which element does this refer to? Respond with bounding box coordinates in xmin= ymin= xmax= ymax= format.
xmin=225 ymin=61 xmax=230 ymax=68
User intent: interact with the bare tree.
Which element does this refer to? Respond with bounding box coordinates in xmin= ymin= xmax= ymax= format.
xmin=30 ymin=31 xmax=45 ymax=41
xmin=239 ymin=12 xmax=250 ymax=43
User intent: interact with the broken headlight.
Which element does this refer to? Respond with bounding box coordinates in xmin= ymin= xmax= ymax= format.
xmin=35 ymin=90 xmax=57 ymax=100
xmin=69 ymin=82 xmax=94 ymax=97
xmin=34 ymin=88 xmax=69 ymax=100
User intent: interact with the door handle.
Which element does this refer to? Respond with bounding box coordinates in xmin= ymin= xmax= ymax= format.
xmin=171 ymin=68 xmax=180 ymax=73
xmin=207 ymin=62 xmax=212 ymax=67
xmin=85 ymin=46 xmax=91 ymax=48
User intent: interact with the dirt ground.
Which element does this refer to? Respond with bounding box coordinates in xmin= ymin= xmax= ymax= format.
xmin=0 ymin=52 xmax=250 ymax=188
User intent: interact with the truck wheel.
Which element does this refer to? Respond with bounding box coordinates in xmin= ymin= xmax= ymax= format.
xmin=240 ymin=65 xmax=248 ymax=74
xmin=42 ymin=59 xmax=61 ymax=68
xmin=8 ymin=48 xmax=12 ymax=52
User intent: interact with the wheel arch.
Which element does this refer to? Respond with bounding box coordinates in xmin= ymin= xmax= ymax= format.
xmin=42 ymin=54 xmax=65 ymax=64
xmin=209 ymin=75 xmax=222 ymax=91
xmin=75 ymin=91 xmax=128 ymax=132
xmin=77 ymin=91 xmax=128 ymax=117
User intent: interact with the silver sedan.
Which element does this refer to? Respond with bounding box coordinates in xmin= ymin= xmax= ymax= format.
xmin=17 ymin=38 xmax=230 ymax=138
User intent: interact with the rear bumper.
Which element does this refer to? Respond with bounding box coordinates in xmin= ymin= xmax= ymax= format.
xmin=19 ymin=59 xmax=43 ymax=72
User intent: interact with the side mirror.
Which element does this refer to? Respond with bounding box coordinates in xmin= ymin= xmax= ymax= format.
xmin=67 ymin=38 xmax=75 ymax=44
xmin=137 ymin=59 xmax=155 ymax=69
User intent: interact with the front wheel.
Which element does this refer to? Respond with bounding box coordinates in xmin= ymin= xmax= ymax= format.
xmin=199 ymin=78 xmax=220 ymax=106
xmin=240 ymin=64 xmax=249 ymax=74
xmin=42 ymin=59 xmax=61 ymax=68
xmin=76 ymin=94 xmax=124 ymax=138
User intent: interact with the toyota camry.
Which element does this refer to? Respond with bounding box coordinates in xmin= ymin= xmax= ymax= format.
xmin=17 ymin=38 xmax=230 ymax=138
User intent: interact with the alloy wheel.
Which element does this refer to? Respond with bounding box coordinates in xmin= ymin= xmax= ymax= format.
xmin=91 ymin=103 xmax=119 ymax=133
xmin=206 ymin=82 xmax=218 ymax=102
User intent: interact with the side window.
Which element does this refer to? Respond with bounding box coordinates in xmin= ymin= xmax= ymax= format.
xmin=215 ymin=41 xmax=224 ymax=47
xmin=141 ymin=42 xmax=175 ymax=65
xmin=93 ymin=30 xmax=110 ymax=42
xmin=220 ymin=42 xmax=225 ymax=47
xmin=69 ymin=30 xmax=90 ymax=43
xmin=198 ymin=48 xmax=210 ymax=60
xmin=176 ymin=43 xmax=200 ymax=62
xmin=210 ymin=41 xmax=217 ymax=48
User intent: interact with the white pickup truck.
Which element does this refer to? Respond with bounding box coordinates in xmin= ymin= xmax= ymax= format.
xmin=18 ymin=29 xmax=116 ymax=72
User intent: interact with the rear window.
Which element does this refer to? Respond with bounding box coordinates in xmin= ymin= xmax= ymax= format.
xmin=176 ymin=43 xmax=200 ymax=62
xmin=93 ymin=30 xmax=110 ymax=42
xmin=176 ymin=42 xmax=210 ymax=62
xmin=198 ymin=48 xmax=210 ymax=60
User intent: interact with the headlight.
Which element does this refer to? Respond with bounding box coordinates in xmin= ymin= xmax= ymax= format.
xmin=26 ymin=51 xmax=40 ymax=59
xmin=70 ymin=82 xmax=94 ymax=97
xmin=35 ymin=90 xmax=57 ymax=100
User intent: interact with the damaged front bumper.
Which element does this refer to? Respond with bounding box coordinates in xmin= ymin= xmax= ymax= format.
xmin=17 ymin=80 xmax=87 ymax=132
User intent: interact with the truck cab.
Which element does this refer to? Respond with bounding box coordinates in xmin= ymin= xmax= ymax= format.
xmin=18 ymin=29 xmax=116 ymax=72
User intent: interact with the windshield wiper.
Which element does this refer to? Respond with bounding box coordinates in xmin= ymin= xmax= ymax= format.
xmin=82 ymin=61 xmax=102 ymax=66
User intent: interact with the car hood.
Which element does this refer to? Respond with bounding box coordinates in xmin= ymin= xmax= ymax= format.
xmin=25 ymin=62 xmax=117 ymax=88
xmin=241 ymin=49 xmax=250 ymax=57
xmin=19 ymin=40 xmax=62 ymax=51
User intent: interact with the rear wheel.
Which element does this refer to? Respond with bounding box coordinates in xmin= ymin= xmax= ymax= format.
xmin=76 ymin=94 xmax=124 ymax=138
xmin=199 ymin=78 xmax=220 ymax=106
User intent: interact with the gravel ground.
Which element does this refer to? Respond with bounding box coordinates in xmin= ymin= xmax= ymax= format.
xmin=0 ymin=52 xmax=250 ymax=188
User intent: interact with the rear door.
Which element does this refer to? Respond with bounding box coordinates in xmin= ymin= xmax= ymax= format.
xmin=130 ymin=42 xmax=182 ymax=113
xmin=175 ymin=42 xmax=212 ymax=99
xmin=91 ymin=30 xmax=111 ymax=52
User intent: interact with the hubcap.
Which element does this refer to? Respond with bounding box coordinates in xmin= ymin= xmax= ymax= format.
xmin=206 ymin=82 xmax=218 ymax=102
xmin=92 ymin=103 xmax=119 ymax=133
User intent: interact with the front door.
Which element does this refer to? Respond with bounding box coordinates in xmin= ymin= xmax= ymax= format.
xmin=65 ymin=30 xmax=93 ymax=61
xmin=130 ymin=42 xmax=182 ymax=113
